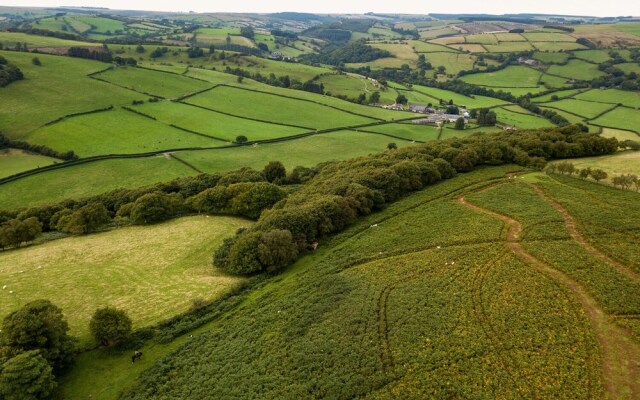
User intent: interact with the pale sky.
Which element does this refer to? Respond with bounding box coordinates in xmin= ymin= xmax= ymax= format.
xmin=0 ymin=0 xmax=638 ymax=17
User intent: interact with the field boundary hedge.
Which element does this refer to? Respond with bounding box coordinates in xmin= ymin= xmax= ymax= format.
xmin=214 ymin=84 xmax=387 ymax=122
xmin=89 ymin=74 xmax=165 ymax=99
xmin=136 ymin=65 xmax=211 ymax=83
xmin=42 ymin=105 xmax=114 ymax=127
xmin=168 ymin=124 xmax=228 ymax=142
xmin=178 ymin=100 xmax=316 ymax=130
xmin=121 ymin=105 xmax=157 ymax=120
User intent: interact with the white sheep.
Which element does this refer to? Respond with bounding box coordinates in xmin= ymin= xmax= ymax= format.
xmin=370 ymin=224 xmax=378 ymax=228
xmin=2 ymin=285 xmax=6 ymax=290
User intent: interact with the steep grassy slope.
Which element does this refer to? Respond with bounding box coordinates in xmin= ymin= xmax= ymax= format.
xmin=105 ymin=166 xmax=640 ymax=400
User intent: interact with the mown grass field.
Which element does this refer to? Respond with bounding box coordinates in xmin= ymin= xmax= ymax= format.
xmin=0 ymin=215 xmax=247 ymax=345
xmin=460 ymin=65 xmax=541 ymax=88
xmin=590 ymin=107 xmax=640 ymax=133
xmin=25 ymin=108 xmax=221 ymax=157
xmin=600 ymin=127 xmax=640 ymax=141
xmin=100 ymin=164 xmax=640 ymax=400
xmin=550 ymin=151 xmax=640 ymax=183
xmin=0 ymin=149 xmax=59 ymax=179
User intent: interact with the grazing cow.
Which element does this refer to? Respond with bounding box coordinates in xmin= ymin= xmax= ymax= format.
xmin=131 ymin=351 xmax=143 ymax=363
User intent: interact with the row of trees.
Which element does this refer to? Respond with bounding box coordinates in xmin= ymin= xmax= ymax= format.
xmin=547 ymin=161 xmax=640 ymax=191
xmin=0 ymin=163 xmax=294 ymax=251
xmin=0 ymin=133 xmax=78 ymax=161
xmin=213 ymin=125 xmax=618 ymax=276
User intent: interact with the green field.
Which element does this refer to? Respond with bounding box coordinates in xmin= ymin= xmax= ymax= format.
xmin=493 ymin=106 xmax=555 ymax=129
xmin=93 ymin=67 xmax=212 ymax=99
xmin=533 ymin=51 xmax=570 ymax=64
xmin=550 ymin=151 xmax=640 ymax=182
xmin=409 ymin=85 xmax=508 ymax=108
xmin=409 ymin=40 xmax=457 ymax=53
xmin=539 ymin=73 xmax=573 ymax=88
xmin=574 ymin=89 xmax=640 ymax=108
xmin=176 ymin=130 xmax=415 ymax=173
xmin=0 ymin=156 xmax=195 ymax=210
xmin=522 ymin=32 xmax=576 ymax=42
xmin=542 ymin=98 xmax=616 ymax=119
xmin=0 ymin=51 xmax=139 ymax=138
xmin=363 ymin=123 xmax=440 ymax=141
xmin=25 ymin=108 xmax=221 ymax=157
xmin=484 ymin=42 xmax=535 ymax=52
xmin=533 ymin=42 xmax=587 ymax=51
xmin=463 ymin=33 xmax=498 ymax=44
xmin=618 ymin=63 xmax=640 ymax=75
xmin=600 ymin=127 xmax=640 ymax=141
xmin=460 ymin=65 xmax=542 ymax=88
xmin=494 ymin=33 xmax=527 ymax=42
xmin=531 ymin=88 xmax=585 ymax=102
xmin=590 ymin=107 xmax=640 ymax=133
xmin=135 ymin=101 xmax=307 ymax=142
xmin=0 ymin=149 xmax=59 ymax=178
xmin=0 ymin=31 xmax=100 ymax=48
xmin=0 ymin=215 xmax=247 ymax=344
xmin=422 ymin=52 xmax=476 ymax=74
xmin=547 ymin=59 xmax=606 ymax=81
xmin=184 ymin=86 xmax=377 ymax=129
xmin=573 ymin=50 xmax=612 ymax=63
xmin=75 ymin=16 xmax=127 ymax=34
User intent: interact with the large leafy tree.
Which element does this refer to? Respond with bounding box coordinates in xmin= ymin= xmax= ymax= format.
xmin=0 ymin=350 xmax=56 ymax=400
xmin=1 ymin=300 xmax=76 ymax=372
xmin=89 ymin=308 xmax=132 ymax=347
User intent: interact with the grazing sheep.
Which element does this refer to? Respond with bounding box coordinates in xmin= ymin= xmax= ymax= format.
xmin=370 ymin=224 xmax=378 ymax=228
xmin=2 ymin=285 xmax=6 ymax=290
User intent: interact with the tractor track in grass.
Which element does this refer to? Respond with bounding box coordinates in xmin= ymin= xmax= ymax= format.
xmin=459 ymin=185 xmax=640 ymax=400
xmin=530 ymin=183 xmax=640 ymax=284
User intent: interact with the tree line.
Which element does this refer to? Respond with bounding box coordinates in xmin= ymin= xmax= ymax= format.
xmin=0 ymin=126 xmax=618 ymax=270
xmin=0 ymin=133 xmax=78 ymax=161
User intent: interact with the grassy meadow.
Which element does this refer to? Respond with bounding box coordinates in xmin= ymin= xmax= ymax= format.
xmin=0 ymin=156 xmax=196 ymax=210
xmin=0 ymin=51 xmax=140 ymax=138
xmin=0 ymin=215 xmax=247 ymax=345
xmin=0 ymin=149 xmax=59 ymax=178
xmin=25 ymin=108 xmax=222 ymax=157
xmin=590 ymin=107 xmax=640 ymax=133
xmin=460 ymin=65 xmax=542 ymax=88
